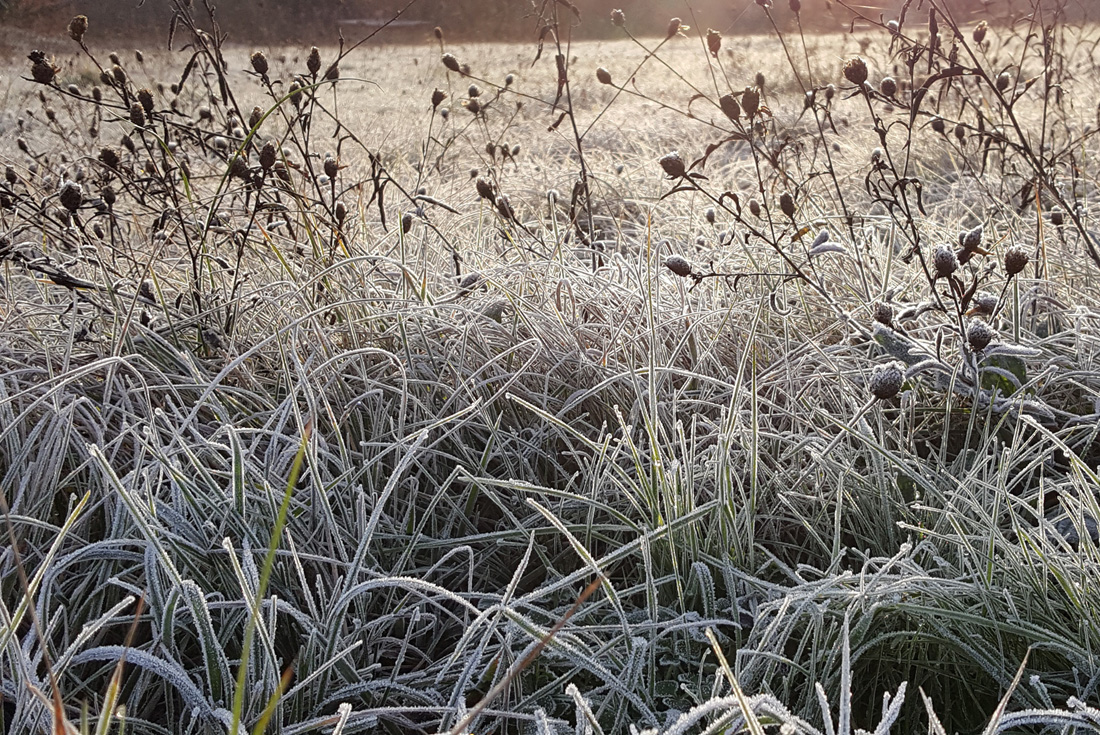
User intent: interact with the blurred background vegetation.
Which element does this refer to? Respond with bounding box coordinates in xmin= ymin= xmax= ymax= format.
xmin=0 ymin=0 xmax=1060 ymax=45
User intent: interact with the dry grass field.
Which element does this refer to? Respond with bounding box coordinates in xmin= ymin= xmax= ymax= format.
xmin=2 ymin=2 xmax=1100 ymax=734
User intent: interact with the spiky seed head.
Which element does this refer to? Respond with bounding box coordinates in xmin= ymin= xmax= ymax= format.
xmin=869 ymin=362 xmax=905 ymax=400
xmin=932 ymin=244 xmax=959 ymax=277
xmin=250 ymin=51 xmax=269 ymax=76
xmin=666 ymin=18 xmax=683 ymax=38
xmin=843 ymin=57 xmax=868 ymax=86
xmin=432 ymin=88 xmax=446 ymax=108
xmin=962 ymin=224 xmax=983 ymax=252
xmin=749 ymin=199 xmax=762 ymax=217
xmin=707 ymin=29 xmax=722 ymax=57
xmin=780 ymin=192 xmax=796 ymax=219
xmin=755 ymin=71 xmax=766 ymax=89
xmin=259 ymin=142 xmax=277 ymax=171
xmin=879 ymin=77 xmax=897 ymax=97
xmin=306 ymin=46 xmax=322 ymax=75
xmin=966 ymin=318 xmax=995 ymax=351
xmin=129 ymin=102 xmax=145 ymax=127
xmin=68 ymin=15 xmax=88 ymax=42
xmin=475 ymin=177 xmax=495 ymax=202
xmin=334 ymin=201 xmax=347 ymax=224
xmin=1004 ymin=245 xmax=1029 ymax=275
xmin=931 ymin=116 xmax=946 ymax=134
xmin=873 ymin=301 xmax=894 ymax=327
xmin=137 ymin=88 xmax=154 ymax=114
xmin=442 ymin=53 xmax=460 ymax=72
xmin=970 ymin=292 xmax=997 ymax=316
xmin=98 ymin=147 xmax=120 ymax=169
xmin=996 ymin=71 xmax=1011 ymax=91
xmin=719 ymin=94 xmax=740 ymax=121
xmin=973 ymin=20 xmax=988 ymax=44
xmin=59 ymin=180 xmax=83 ymax=212
xmin=741 ymin=87 xmax=760 ymax=118
xmin=596 ymin=67 xmax=613 ymax=85
xmin=665 ymin=255 xmax=693 ymax=277
xmin=659 ymin=151 xmax=686 ymax=178
xmin=1050 ymin=207 xmax=1064 ymax=226
xmin=401 ymin=212 xmax=414 ymax=234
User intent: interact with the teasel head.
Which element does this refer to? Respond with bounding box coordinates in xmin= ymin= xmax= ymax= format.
xmin=843 ymin=57 xmax=868 ymax=87
xmin=707 ymin=29 xmax=722 ymax=57
xmin=1004 ymin=245 xmax=1029 ymax=276
xmin=658 ymin=151 xmax=686 ymax=179
xmin=306 ymin=46 xmax=322 ymax=76
xmin=869 ymin=361 xmax=905 ymax=400
xmin=665 ymin=255 xmax=693 ymax=278
xmin=720 ymin=94 xmax=740 ymax=121
xmin=250 ymin=51 xmax=269 ymax=77
xmin=68 ymin=15 xmax=88 ymax=43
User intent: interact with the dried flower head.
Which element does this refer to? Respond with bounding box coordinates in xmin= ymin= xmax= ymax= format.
xmin=98 ymin=147 xmax=120 ymax=169
xmin=705 ymin=207 xmax=716 ymax=224
xmin=659 ymin=151 xmax=686 ymax=178
xmin=112 ymin=64 xmax=127 ymax=86
xmin=137 ymin=88 xmax=154 ymax=115
xmin=442 ymin=53 xmax=460 ymax=72
xmin=879 ymin=77 xmax=897 ymax=97
xmin=475 ymin=177 xmax=495 ymax=203
xmin=323 ymin=154 xmax=339 ymax=179
xmin=707 ymin=29 xmax=722 ymax=57
xmin=931 ymin=116 xmax=946 ymax=134
xmin=954 ymin=123 xmax=966 ymax=142
xmin=843 ymin=57 xmax=868 ymax=86
xmin=68 ymin=15 xmax=88 ymax=43
xmin=432 ymin=88 xmax=446 ymax=109
xmin=969 ymin=292 xmax=998 ymax=317
xmin=869 ymin=361 xmax=905 ymax=400
xmin=961 ymin=224 xmax=984 ymax=252
xmin=996 ymin=72 xmax=1011 ymax=91
xmin=229 ymin=155 xmax=250 ymax=181
xmin=401 ymin=212 xmax=414 ymax=234
xmin=779 ymin=192 xmax=796 ymax=219
xmin=755 ymin=71 xmax=766 ymax=89
xmin=1004 ymin=245 xmax=1029 ymax=276
xmin=741 ymin=87 xmax=760 ymax=118
xmin=307 ymin=47 xmax=322 ymax=75
xmin=720 ymin=94 xmax=740 ymax=121
xmin=1050 ymin=207 xmax=1064 ymax=227
xmin=666 ymin=18 xmax=684 ymax=38
xmin=749 ymin=199 xmax=762 ymax=217
xmin=59 ymin=180 xmax=83 ymax=212
xmin=334 ymin=201 xmax=347 ymax=224
xmin=129 ymin=102 xmax=145 ymax=127
xmin=932 ymin=244 xmax=959 ymax=278
xmin=973 ymin=20 xmax=988 ymax=44
xmin=466 ymin=98 xmax=481 ymax=115
xmin=250 ymin=51 xmax=269 ymax=76
xmin=966 ymin=318 xmax=995 ymax=351
xmin=610 ymin=9 xmax=625 ymax=26
xmin=29 ymin=51 xmax=58 ymax=85
xmin=260 ymin=141 xmax=277 ymax=171
xmin=505 ymin=73 xmax=515 ymax=86
xmin=596 ymin=67 xmax=613 ymax=85
xmin=249 ymin=106 xmax=262 ymax=130
xmin=873 ymin=301 xmax=894 ymax=327
xmin=665 ymin=255 xmax=693 ymax=278
xmin=468 ymin=83 xmax=481 ymax=98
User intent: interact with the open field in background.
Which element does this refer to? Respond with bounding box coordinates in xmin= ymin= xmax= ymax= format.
xmin=2 ymin=2 xmax=1100 ymax=734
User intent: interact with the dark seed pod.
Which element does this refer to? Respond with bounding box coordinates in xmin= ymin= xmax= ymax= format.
xmin=996 ymin=72 xmax=1011 ymax=91
xmin=1004 ymin=245 xmax=1029 ymax=275
xmin=112 ymin=64 xmax=126 ymax=86
xmin=962 ymin=224 xmax=984 ymax=252
xmin=248 ymin=106 xmax=262 ymax=130
xmin=659 ymin=151 xmax=686 ymax=178
xmin=99 ymin=147 xmax=120 ymax=169
xmin=323 ymin=155 xmax=338 ymax=179
xmin=779 ymin=191 xmax=796 ymax=219
xmin=611 ymin=8 xmax=625 ymax=26
xmin=931 ymin=117 xmax=946 ymax=134
xmin=92 ymin=86 xmax=102 ymax=102
xmin=250 ymin=51 xmax=269 ymax=76
xmin=932 ymin=244 xmax=958 ymax=277
xmin=401 ymin=212 xmax=414 ymax=234
xmin=229 ymin=156 xmax=249 ymax=180
xmin=259 ymin=141 xmax=277 ymax=171
xmin=323 ymin=63 xmax=339 ymax=81
xmin=789 ymin=0 xmax=801 ymax=12
xmin=707 ymin=29 xmax=721 ymax=57
xmin=135 ymin=49 xmax=144 ymax=64
xmin=129 ymin=102 xmax=145 ymax=127
xmin=966 ymin=318 xmax=995 ymax=351
xmin=137 ymin=88 xmax=154 ymax=114
xmin=442 ymin=53 xmax=460 ymax=72
xmin=843 ymin=57 xmax=868 ymax=86
xmin=720 ymin=94 xmax=740 ymax=121
xmin=334 ymin=201 xmax=347 ymax=224
xmin=869 ymin=362 xmax=904 ymax=399
xmin=101 ymin=185 xmax=116 ymax=206
xmin=475 ymin=177 xmax=495 ymax=203
xmin=59 ymin=180 xmax=83 ymax=212
xmin=879 ymin=77 xmax=897 ymax=97
xmin=68 ymin=15 xmax=88 ymax=42
xmin=741 ymin=87 xmax=760 ymax=118
xmin=954 ymin=123 xmax=966 ymax=141
xmin=973 ymin=20 xmax=988 ymax=45
xmin=665 ymin=255 xmax=693 ymax=277
xmin=755 ymin=71 xmax=766 ymax=89
xmin=466 ymin=98 xmax=481 ymax=115
xmin=970 ymin=292 xmax=997 ymax=317
xmin=30 ymin=57 xmax=57 ymax=85
xmin=1050 ymin=207 xmax=1064 ymax=227
xmin=432 ymin=88 xmax=446 ymax=108
xmin=306 ymin=46 xmax=322 ymax=75
xmin=666 ymin=18 xmax=683 ymax=39
xmin=749 ymin=199 xmax=762 ymax=217
xmin=467 ymin=83 xmax=480 ymax=98
xmin=5 ymin=166 xmax=16 ymax=185
xmin=596 ymin=67 xmax=613 ymax=85
xmin=873 ymin=301 xmax=894 ymax=327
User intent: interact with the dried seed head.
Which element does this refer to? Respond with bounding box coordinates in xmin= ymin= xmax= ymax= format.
xmin=932 ymin=244 xmax=959 ymax=277
xmin=98 ymin=147 xmax=120 ymax=169
xmin=109 ymin=52 xmax=120 ymax=65
xmin=139 ymin=279 xmax=155 ymax=301
xmin=996 ymin=72 xmax=1011 ymax=91
xmin=966 ymin=318 xmax=995 ymax=351
xmin=611 ymin=8 xmax=626 ymax=26
xmin=66 ymin=83 xmax=81 ymax=96
xmin=825 ymin=83 xmax=836 ymax=101
xmin=873 ymin=301 xmax=894 ymax=327
xmin=1050 ymin=207 xmax=1064 ymax=227
xmin=931 ymin=116 xmax=946 ymax=134
xmin=198 ymin=105 xmax=213 ymax=122
xmin=135 ymin=49 xmax=143 ymax=64
xmin=259 ymin=141 xmax=277 ymax=171
xmin=129 ymin=102 xmax=145 ymax=127
xmin=665 ymin=255 xmax=693 ymax=277
xmin=871 ymin=147 xmax=884 ymax=163
xmin=1004 ymin=245 xmax=1029 ymax=275
xmin=92 ymin=86 xmax=103 ymax=102
xmin=101 ymin=185 xmax=116 ymax=206
xmin=659 ymin=151 xmax=686 ymax=178
xmin=467 ymin=83 xmax=480 ymax=98
xmin=844 ymin=57 xmax=868 ymax=86
xmin=869 ymin=361 xmax=905 ymax=400
xmin=719 ymin=93 xmax=740 ymax=121
xmin=511 ymin=144 xmax=521 ymax=157
xmin=879 ymin=76 xmax=897 ymax=97
xmin=432 ymin=88 xmax=446 ymax=108
xmin=287 ymin=80 xmax=303 ymax=108
xmin=460 ymin=271 xmax=482 ymax=291
xmin=137 ymin=88 xmax=154 ymax=114
xmin=954 ymin=123 xmax=966 ymax=141
xmin=887 ymin=19 xmax=899 ymax=35
xmin=229 ymin=155 xmax=249 ymax=180
xmin=779 ymin=191 xmax=796 ymax=219
xmin=466 ymin=98 xmax=481 ymax=115
xmin=749 ymin=199 xmax=762 ymax=217
xmin=5 ymin=166 xmax=16 ymax=185
xmin=707 ymin=29 xmax=722 ymax=57
xmin=596 ymin=67 xmax=613 ymax=85
xmin=962 ymin=224 xmax=984 ymax=252
xmin=741 ymin=87 xmax=760 ymax=118
xmin=323 ymin=62 xmax=339 ymax=81
xmin=973 ymin=20 xmax=988 ymax=45
xmin=30 ymin=55 xmax=57 ymax=85
xmin=121 ymin=134 xmax=135 ymax=153
xmin=401 ymin=212 xmax=414 ymax=234
xmin=970 ymin=292 xmax=998 ymax=317
xmin=475 ymin=177 xmax=495 ymax=202
xmin=334 ymin=201 xmax=347 ymax=224
xmin=442 ymin=53 xmax=460 ymax=72
xmin=250 ymin=51 xmax=269 ymax=76
xmin=68 ymin=15 xmax=88 ymax=42
xmin=705 ymin=207 xmax=716 ymax=224
xmin=434 ymin=26 xmax=443 ymax=40
xmin=505 ymin=73 xmax=515 ymax=86
xmin=323 ymin=155 xmax=339 ymax=179
xmin=112 ymin=64 xmax=126 ymax=85
xmin=755 ymin=71 xmax=766 ymax=89
xmin=307 ymin=46 xmax=322 ymax=75
xmin=666 ymin=18 xmax=684 ymax=38
xmin=249 ymin=106 xmax=262 ymax=130
xmin=59 ymin=180 xmax=83 ymax=212
xmin=496 ymin=193 xmax=514 ymax=220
